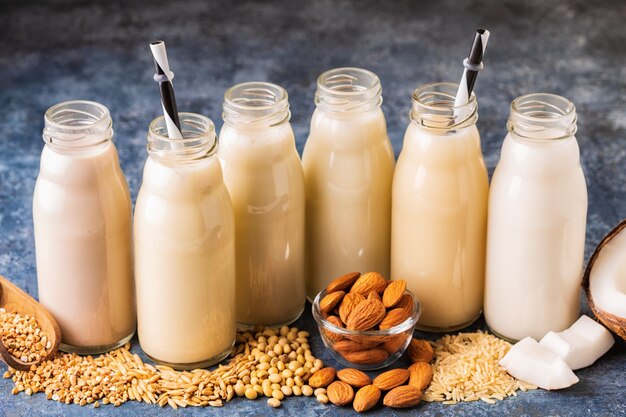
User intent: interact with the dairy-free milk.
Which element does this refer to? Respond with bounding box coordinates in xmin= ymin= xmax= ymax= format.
xmin=303 ymin=68 xmax=395 ymax=299
xmin=134 ymin=113 xmax=236 ymax=368
xmin=484 ymin=93 xmax=587 ymax=342
xmin=33 ymin=100 xmax=135 ymax=353
xmin=219 ymin=82 xmax=305 ymax=326
xmin=391 ymin=83 xmax=488 ymax=331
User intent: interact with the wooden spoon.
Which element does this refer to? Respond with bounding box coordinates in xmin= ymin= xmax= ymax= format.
xmin=0 ymin=275 xmax=61 ymax=370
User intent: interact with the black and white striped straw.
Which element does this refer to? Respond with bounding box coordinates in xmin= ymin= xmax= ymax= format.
xmin=454 ymin=29 xmax=490 ymax=107
xmin=149 ymin=40 xmax=183 ymax=139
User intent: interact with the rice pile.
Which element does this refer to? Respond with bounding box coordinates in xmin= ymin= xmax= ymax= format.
xmin=422 ymin=331 xmax=536 ymax=404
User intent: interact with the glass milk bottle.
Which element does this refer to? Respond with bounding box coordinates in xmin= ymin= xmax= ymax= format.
xmin=391 ymin=83 xmax=489 ymax=331
xmin=33 ymin=100 xmax=136 ymax=354
xmin=302 ymin=68 xmax=395 ymax=298
xmin=218 ymin=82 xmax=305 ymax=326
xmin=134 ymin=113 xmax=236 ymax=369
xmin=484 ymin=93 xmax=587 ymax=342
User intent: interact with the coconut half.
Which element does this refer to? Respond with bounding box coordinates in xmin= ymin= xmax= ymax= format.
xmin=583 ymin=219 xmax=626 ymax=341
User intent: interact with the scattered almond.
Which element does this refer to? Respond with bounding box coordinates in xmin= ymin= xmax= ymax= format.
xmin=320 ymin=291 xmax=345 ymax=315
xmin=327 ymin=381 xmax=354 ymax=406
xmin=341 ymin=349 xmax=389 ymax=365
xmin=383 ymin=385 xmax=422 ymax=408
xmin=326 ymin=272 xmax=361 ymax=293
xmin=308 ymin=367 xmax=337 ymax=388
xmin=338 ymin=293 xmax=365 ymax=323
xmin=395 ymin=293 xmax=414 ymax=315
xmin=336 ymin=369 xmax=371 ymax=388
xmin=353 ymin=385 xmax=381 ymax=413
xmin=346 ymin=297 xmax=386 ymax=331
xmin=408 ymin=362 xmax=433 ymax=391
xmin=407 ymin=338 xmax=434 ymax=363
xmin=382 ymin=280 xmax=406 ymax=308
xmin=378 ymin=308 xmax=410 ymax=330
xmin=372 ymin=369 xmax=410 ymax=391
xmin=350 ymin=272 xmax=387 ymax=296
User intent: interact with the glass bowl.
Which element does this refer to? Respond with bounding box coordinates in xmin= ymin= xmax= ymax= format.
xmin=312 ymin=289 xmax=421 ymax=370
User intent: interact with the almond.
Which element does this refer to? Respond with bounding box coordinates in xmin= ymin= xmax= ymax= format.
xmin=324 ymin=315 xmax=344 ymax=342
xmin=395 ymin=293 xmax=414 ymax=315
xmin=381 ymin=333 xmax=409 ymax=354
xmin=326 ymin=272 xmax=361 ymax=293
xmin=346 ymin=297 xmax=386 ymax=331
xmin=372 ymin=368 xmax=409 ymax=391
xmin=367 ymin=290 xmax=381 ymax=301
xmin=333 ymin=339 xmax=380 ymax=352
xmin=327 ymin=380 xmax=354 ymax=406
xmin=408 ymin=361 xmax=433 ymax=391
xmin=382 ymin=280 xmax=407 ymax=308
xmin=353 ymin=385 xmax=381 ymax=413
xmin=308 ymin=367 xmax=336 ymax=388
xmin=407 ymin=338 xmax=434 ymax=363
xmin=341 ymin=348 xmax=389 ymax=365
xmin=383 ymin=385 xmax=422 ymax=408
xmin=320 ymin=291 xmax=345 ymax=315
xmin=339 ymin=293 xmax=365 ymax=323
xmin=336 ymin=368 xmax=371 ymax=388
xmin=378 ymin=308 xmax=410 ymax=330
xmin=350 ymin=272 xmax=387 ymax=295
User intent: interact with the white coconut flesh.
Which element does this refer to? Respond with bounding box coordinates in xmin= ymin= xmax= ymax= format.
xmin=539 ymin=315 xmax=614 ymax=370
xmin=499 ymin=337 xmax=579 ymax=390
xmin=589 ymin=226 xmax=626 ymax=318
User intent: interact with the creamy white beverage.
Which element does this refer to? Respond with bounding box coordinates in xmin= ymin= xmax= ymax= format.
xmin=134 ymin=113 xmax=236 ymax=369
xmin=391 ymin=83 xmax=489 ymax=331
xmin=33 ymin=100 xmax=135 ymax=354
xmin=484 ymin=93 xmax=587 ymax=342
xmin=219 ymin=82 xmax=305 ymax=326
xmin=302 ymin=68 xmax=395 ymax=298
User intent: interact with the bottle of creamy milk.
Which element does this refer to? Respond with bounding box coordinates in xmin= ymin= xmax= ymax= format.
xmin=218 ymin=82 xmax=305 ymax=326
xmin=134 ymin=113 xmax=236 ymax=369
xmin=484 ymin=93 xmax=587 ymax=342
xmin=302 ymin=67 xmax=395 ymax=298
xmin=391 ymin=83 xmax=489 ymax=332
xmin=33 ymin=100 xmax=136 ymax=354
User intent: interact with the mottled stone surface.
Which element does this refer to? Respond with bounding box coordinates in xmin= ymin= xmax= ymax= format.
xmin=0 ymin=0 xmax=625 ymax=415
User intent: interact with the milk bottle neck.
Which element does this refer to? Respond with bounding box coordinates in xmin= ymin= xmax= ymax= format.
xmin=314 ymin=67 xmax=383 ymax=115
xmin=222 ymin=82 xmax=291 ymax=130
xmin=147 ymin=113 xmax=218 ymax=165
xmin=409 ymin=82 xmax=478 ymax=134
xmin=507 ymin=93 xmax=577 ymax=142
xmin=43 ymin=100 xmax=113 ymax=153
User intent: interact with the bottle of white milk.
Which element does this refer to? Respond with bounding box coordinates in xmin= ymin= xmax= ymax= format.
xmin=33 ymin=100 xmax=136 ymax=354
xmin=302 ymin=68 xmax=395 ymax=298
xmin=134 ymin=113 xmax=236 ymax=369
xmin=484 ymin=93 xmax=587 ymax=342
xmin=391 ymin=82 xmax=489 ymax=331
xmin=218 ymin=82 xmax=305 ymax=326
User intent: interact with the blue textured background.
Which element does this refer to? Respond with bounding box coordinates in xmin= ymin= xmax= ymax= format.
xmin=0 ymin=0 xmax=625 ymax=416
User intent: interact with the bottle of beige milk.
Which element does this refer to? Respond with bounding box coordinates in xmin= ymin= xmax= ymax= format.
xmin=134 ymin=113 xmax=236 ymax=369
xmin=391 ymin=82 xmax=489 ymax=332
xmin=33 ymin=100 xmax=136 ymax=354
xmin=218 ymin=82 xmax=305 ymax=326
xmin=302 ymin=68 xmax=395 ymax=299
xmin=484 ymin=93 xmax=587 ymax=342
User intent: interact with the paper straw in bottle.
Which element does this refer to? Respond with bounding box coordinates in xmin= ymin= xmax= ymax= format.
xmin=149 ymin=41 xmax=183 ymax=140
xmin=454 ymin=29 xmax=490 ymax=107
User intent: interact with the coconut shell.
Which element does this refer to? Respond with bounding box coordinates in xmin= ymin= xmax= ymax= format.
xmin=582 ymin=219 xmax=626 ymax=341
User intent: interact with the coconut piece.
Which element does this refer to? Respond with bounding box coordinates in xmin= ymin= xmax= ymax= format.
xmin=583 ymin=219 xmax=626 ymax=341
xmin=539 ymin=315 xmax=614 ymax=370
xmin=499 ymin=337 xmax=579 ymax=390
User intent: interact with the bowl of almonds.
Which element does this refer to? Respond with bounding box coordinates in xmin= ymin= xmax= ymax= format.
xmin=312 ymin=272 xmax=421 ymax=370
